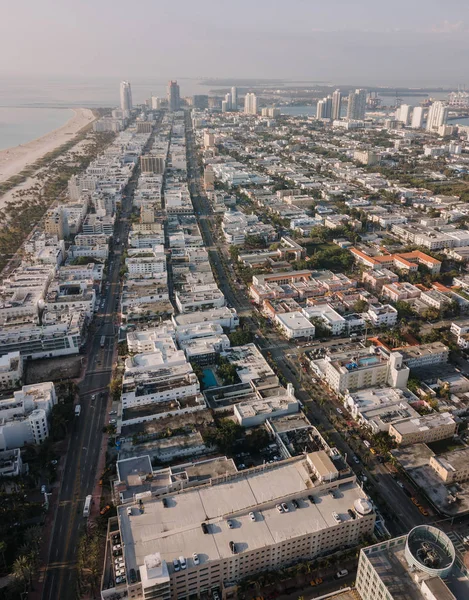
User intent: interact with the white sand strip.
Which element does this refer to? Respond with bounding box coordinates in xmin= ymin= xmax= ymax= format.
xmin=0 ymin=107 xmax=95 ymax=184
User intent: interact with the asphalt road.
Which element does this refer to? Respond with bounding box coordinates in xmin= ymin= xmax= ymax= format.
xmin=40 ymin=173 xmax=138 ymax=600
xmin=185 ymin=117 xmax=252 ymax=314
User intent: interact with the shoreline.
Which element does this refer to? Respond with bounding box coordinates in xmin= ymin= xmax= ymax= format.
xmin=0 ymin=107 xmax=95 ymax=185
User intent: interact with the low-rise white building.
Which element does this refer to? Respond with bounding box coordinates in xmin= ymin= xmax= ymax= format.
xmin=366 ymin=303 xmax=398 ymax=328
xmin=0 ymin=382 xmax=57 ymax=450
xmin=313 ymin=348 xmax=409 ymax=394
xmin=0 ymin=352 xmax=23 ymax=390
xmin=275 ymin=312 xmax=315 ymax=339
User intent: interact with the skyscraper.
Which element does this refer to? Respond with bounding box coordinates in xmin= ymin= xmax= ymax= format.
xmin=426 ymin=101 xmax=448 ymax=132
xmin=167 ymin=80 xmax=180 ymax=112
xmin=231 ymin=87 xmax=238 ymax=110
xmin=317 ymin=96 xmax=332 ymax=119
xmin=346 ymin=89 xmax=367 ymax=120
xmin=411 ymin=106 xmax=424 ymax=129
xmin=120 ymin=81 xmax=132 ymax=113
xmin=316 ymin=100 xmax=325 ymax=119
xmin=396 ymin=104 xmax=411 ymax=125
xmin=224 ymin=92 xmax=232 ymax=110
xmin=244 ymin=93 xmax=257 ymax=115
xmin=332 ymin=89 xmax=342 ymax=120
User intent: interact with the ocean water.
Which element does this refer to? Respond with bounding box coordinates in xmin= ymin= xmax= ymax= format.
xmin=0 ymin=76 xmax=210 ymax=150
xmin=0 ymin=107 xmax=74 ymax=151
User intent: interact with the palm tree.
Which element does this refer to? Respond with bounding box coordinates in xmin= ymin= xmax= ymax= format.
xmin=12 ymin=554 xmax=33 ymax=590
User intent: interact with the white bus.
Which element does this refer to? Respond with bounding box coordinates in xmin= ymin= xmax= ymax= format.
xmin=83 ymin=494 xmax=92 ymax=517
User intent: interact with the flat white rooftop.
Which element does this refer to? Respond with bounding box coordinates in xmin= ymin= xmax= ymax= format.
xmin=118 ymin=459 xmax=371 ymax=574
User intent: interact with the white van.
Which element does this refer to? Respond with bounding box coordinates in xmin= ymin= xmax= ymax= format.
xmin=179 ymin=556 xmax=187 ymax=570
xmin=173 ymin=559 xmax=180 ymax=572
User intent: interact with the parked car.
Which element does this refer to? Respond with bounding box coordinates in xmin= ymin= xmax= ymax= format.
xmin=336 ymin=569 xmax=348 ymax=579
xmin=100 ymin=504 xmax=111 ymax=516
xmin=192 ymin=553 xmax=200 ymax=565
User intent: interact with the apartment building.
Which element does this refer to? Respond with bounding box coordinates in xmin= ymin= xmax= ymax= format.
xmin=429 ymin=447 xmax=469 ymax=483
xmin=351 ymin=248 xmax=441 ymax=275
xmin=44 ymin=208 xmax=67 ymax=240
xmin=0 ymin=352 xmax=23 ymax=390
xmin=103 ymin=458 xmax=375 ymax=600
xmin=391 ymin=223 xmax=455 ymax=250
xmin=356 ymin=526 xmax=469 ymax=600
xmin=315 ymin=348 xmax=409 ymax=394
xmin=234 ymin=386 xmax=299 ymax=426
xmin=420 ymin=289 xmax=451 ymax=310
xmin=302 ymin=304 xmax=347 ymax=336
xmin=0 ymin=448 xmax=23 ymax=477
xmin=362 ymin=268 xmax=399 ymax=292
xmin=399 ymin=342 xmax=449 ymax=370
xmin=126 ymin=246 xmax=167 ymax=275
xmin=0 ymin=382 xmax=56 ymax=451
xmin=344 ymin=387 xmax=419 ymax=434
xmin=121 ymin=362 xmax=200 ymax=409
xmin=172 ymin=307 xmax=239 ymax=331
xmin=175 ymin=287 xmax=226 ymax=313
xmin=366 ymin=304 xmax=398 ymax=328
xmin=381 ymin=282 xmax=421 ymax=303
xmin=275 ymin=312 xmax=316 ymax=340
xmin=179 ymin=335 xmax=231 ymax=365
xmin=389 ymin=412 xmax=457 ymax=446
xmin=0 ymin=313 xmax=84 ymax=360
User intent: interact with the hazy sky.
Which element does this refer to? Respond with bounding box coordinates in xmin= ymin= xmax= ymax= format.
xmin=2 ymin=0 xmax=469 ymax=86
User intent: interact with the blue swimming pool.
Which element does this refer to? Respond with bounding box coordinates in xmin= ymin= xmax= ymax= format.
xmin=202 ymin=369 xmax=218 ymax=388
xmin=358 ymin=356 xmax=379 ymax=367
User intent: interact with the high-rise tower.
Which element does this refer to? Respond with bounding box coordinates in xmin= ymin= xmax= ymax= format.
xmin=120 ymin=81 xmax=132 ymax=113
xmin=332 ymin=89 xmax=342 ymax=120
xmin=167 ymin=80 xmax=181 ymax=112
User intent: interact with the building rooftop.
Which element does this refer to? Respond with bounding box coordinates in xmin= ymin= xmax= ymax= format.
xmin=390 ymin=412 xmax=456 ymax=436
xmin=118 ymin=460 xmax=370 ymax=574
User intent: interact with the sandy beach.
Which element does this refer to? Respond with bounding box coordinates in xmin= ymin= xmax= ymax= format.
xmin=0 ymin=107 xmax=95 ymax=184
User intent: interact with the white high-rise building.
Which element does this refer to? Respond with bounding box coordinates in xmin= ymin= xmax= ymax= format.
xmin=397 ymin=104 xmax=411 ymax=125
xmin=411 ymin=106 xmax=424 ymax=129
xmin=224 ymin=93 xmax=232 ymax=110
xmin=332 ymin=89 xmax=342 ymax=120
xmin=316 ymin=100 xmax=325 ymax=119
xmin=120 ymin=81 xmax=132 ymax=114
xmin=244 ymin=93 xmax=257 ymax=115
xmin=317 ymin=96 xmax=332 ymax=120
xmin=221 ymin=100 xmax=229 ymax=113
xmin=347 ymin=89 xmax=367 ymax=120
xmin=151 ymin=96 xmax=162 ymax=110
xmin=231 ymin=86 xmax=238 ymax=110
xmin=426 ymin=101 xmax=448 ymax=132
